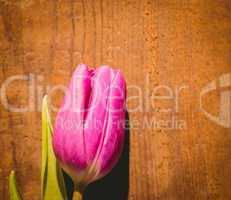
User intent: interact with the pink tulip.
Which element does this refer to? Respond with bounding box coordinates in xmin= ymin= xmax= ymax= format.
xmin=52 ymin=64 xmax=126 ymax=190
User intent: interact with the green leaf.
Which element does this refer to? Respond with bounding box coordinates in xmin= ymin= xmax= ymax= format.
xmin=41 ymin=95 xmax=67 ymax=200
xmin=9 ymin=171 xmax=22 ymax=200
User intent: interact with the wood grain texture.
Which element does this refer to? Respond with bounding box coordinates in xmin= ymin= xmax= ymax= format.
xmin=0 ymin=0 xmax=231 ymax=199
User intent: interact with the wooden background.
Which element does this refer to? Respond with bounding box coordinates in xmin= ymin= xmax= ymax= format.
xmin=0 ymin=0 xmax=231 ymax=199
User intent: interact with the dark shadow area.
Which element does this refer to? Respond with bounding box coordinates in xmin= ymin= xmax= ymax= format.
xmin=84 ymin=111 xmax=130 ymax=200
xmin=65 ymin=111 xmax=130 ymax=200
xmin=64 ymin=171 xmax=75 ymax=200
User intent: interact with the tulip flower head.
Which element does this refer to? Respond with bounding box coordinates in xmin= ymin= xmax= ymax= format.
xmin=52 ymin=64 xmax=126 ymax=191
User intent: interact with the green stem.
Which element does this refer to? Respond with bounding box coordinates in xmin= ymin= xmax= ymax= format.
xmin=72 ymin=183 xmax=86 ymax=200
xmin=72 ymin=191 xmax=82 ymax=200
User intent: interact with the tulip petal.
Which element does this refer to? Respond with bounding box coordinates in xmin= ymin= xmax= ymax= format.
xmin=84 ymin=66 xmax=117 ymax=165
xmin=53 ymin=64 xmax=94 ymax=178
xmin=92 ymin=70 xmax=126 ymax=180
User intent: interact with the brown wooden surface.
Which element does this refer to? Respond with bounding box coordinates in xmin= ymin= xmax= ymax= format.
xmin=0 ymin=0 xmax=231 ymax=199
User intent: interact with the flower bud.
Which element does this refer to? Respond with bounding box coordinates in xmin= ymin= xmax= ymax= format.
xmin=52 ymin=64 xmax=126 ymax=189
